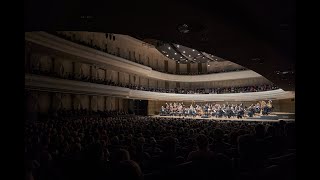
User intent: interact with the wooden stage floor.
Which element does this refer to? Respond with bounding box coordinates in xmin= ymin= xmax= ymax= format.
xmin=151 ymin=113 xmax=295 ymax=122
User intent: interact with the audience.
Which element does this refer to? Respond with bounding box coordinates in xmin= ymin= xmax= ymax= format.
xmin=25 ymin=114 xmax=295 ymax=180
xmin=30 ymin=68 xmax=279 ymax=94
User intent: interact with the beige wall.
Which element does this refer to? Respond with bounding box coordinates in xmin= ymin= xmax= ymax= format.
xmin=180 ymin=64 xmax=187 ymax=73
xmin=168 ymin=60 xmax=176 ymax=74
xmin=149 ymin=79 xmax=157 ymax=88
xmin=190 ymin=63 xmax=198 ymax=73
xmin=278 ymin=98 xmax=295 ymax=113
xmin=25 ymin=90 xmax=129 ymax=113
xmin=158 ymin=80 xmax=165 ymax=89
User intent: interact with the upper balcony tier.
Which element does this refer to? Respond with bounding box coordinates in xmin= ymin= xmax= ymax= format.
xmin=25 ymin=32 xmax=263 ymax=83
xmin=25 ymin=74 xmax=294 ymax=101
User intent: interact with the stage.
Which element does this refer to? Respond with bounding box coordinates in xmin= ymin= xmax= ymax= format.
xmin=151 ymin=112 xmax=295 ymax=122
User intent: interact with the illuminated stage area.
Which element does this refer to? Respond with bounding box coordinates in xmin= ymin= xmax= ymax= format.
xmin=152 ymin=112 xmax=295 ymax=122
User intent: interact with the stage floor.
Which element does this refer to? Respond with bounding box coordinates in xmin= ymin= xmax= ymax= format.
xmin=151 ymin=114 xmax=295 ymax=122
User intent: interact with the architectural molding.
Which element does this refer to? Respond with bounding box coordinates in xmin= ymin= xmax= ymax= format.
xmin=25 ymin=74 xmax=295 ymax=101
xmin=25 ymin=32 xmax=263 ymax=82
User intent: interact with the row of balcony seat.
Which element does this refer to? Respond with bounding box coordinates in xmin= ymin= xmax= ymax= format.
xmin=29 ymin=69 xmax=279 ymax=94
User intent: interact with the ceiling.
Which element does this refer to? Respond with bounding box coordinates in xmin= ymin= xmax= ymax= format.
xmin=156 ymin=42 xmax=226 ymax=64
xmin=24 ymin=0 xmax=295 ymax=91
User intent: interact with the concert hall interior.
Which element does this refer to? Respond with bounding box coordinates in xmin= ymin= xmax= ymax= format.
xmin=25 ymin=1 xmax=295 ymax=180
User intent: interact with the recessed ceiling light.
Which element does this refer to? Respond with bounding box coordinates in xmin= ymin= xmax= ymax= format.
xmin=177 ymin=45 xmax=180 ymax=48
xmin=198 ymin=54 xmax=200 ymax=55
xmin=183 ymin=51 xmax=185 ymax=53
xmin=192 ymin=49 xmax=195 ymax=51
xmin=166 ymin=54 xmax=169 ymax=56
xmin=168 ymin=47 xmax=171 ymax=50
xmin=189 ymin=55 xmax=191 ymax=57
xmin=174 ymin=53 xmax=177 ymax=55
xmin=211 ymin=55 xmax=214 ymax=57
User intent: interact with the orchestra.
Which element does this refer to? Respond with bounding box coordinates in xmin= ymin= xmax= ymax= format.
xmin=160 ymin=100 xmax=273 ymax=119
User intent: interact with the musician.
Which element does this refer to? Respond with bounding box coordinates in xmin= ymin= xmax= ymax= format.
xmin=160 ymin=106 xmax=165 ymax=115
xmin=237 ymin=107 xmax=244 ymax=119
xmin=247 ymin=105 xmax=254 ymax=117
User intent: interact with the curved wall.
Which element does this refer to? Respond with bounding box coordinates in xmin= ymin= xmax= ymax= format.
xmin=25 ymin=32 xmax=263 ymax=83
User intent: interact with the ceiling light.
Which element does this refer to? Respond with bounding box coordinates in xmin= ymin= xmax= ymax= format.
xmin=180 ymin=57 xmax=183 ymax=58
xmin=202 ymin=57 xmax=205 ymax=59
xmin=192 ymin=49 xmax=195 ymax=51
xmin=198 ymin=54 xmax=200 ymax=55
xmin=194 ymin=58 xmax=196 ymax=60
xmin=172 ymin=58 xmax=174 ymax=60
xmin=177 ymin=45 xmax=180 ymax=48
xmin=211 ymin=55 xmax=214 ymax=57
xmin=168 ymin=47 xmax=171 ymax=50
xmin=166 ymin=54 xmax=169 ymax=57
xmin=215 ymin=59 xmax=217 ymax=60
xmin=183 ymin=51 xmax=185 ymax=53
xmin=208 ymin=64 xmax=210 ymax=66
xmin=174 ymin=53 xmax=177 ymax=55
xmin=189 ymin=55 xmax=191 ymax=57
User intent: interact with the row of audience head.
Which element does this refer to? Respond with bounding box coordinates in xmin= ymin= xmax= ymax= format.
xmin=25 ymin=114 xmax=295 ymax=180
